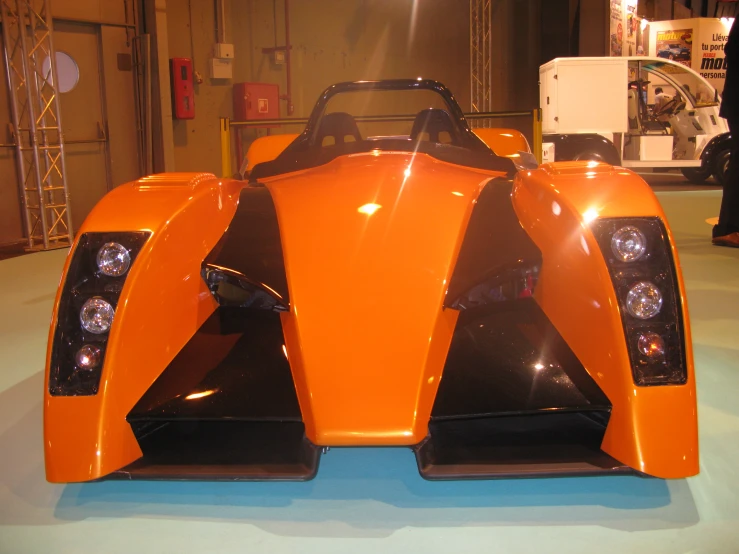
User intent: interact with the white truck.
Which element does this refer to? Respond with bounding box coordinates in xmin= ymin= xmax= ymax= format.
xmin=540 ymin=56 xmax=730 ymax=184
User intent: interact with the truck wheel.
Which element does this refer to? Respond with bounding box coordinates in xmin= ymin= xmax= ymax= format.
xmin=680 ymin=167 xmax=711 ymax=184
xmin=712 ymin=148 xmax=731 ymax=186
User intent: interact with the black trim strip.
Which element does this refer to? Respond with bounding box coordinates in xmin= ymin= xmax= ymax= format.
xmin=205 ymin=186 xmax=290 ymax=303
xmin=445 ymin=178 xmax=542 ymax=308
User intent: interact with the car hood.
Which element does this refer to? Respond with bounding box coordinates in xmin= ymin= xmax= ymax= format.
xmin=259 ymin=152 xmax=506 ymax=444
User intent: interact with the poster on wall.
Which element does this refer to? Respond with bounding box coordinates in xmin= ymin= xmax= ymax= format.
xmin=624 ymin=1 xmax=638 ymax=55
xmin=636 ymin=23 xmax=649 ymax=56
xmin=698 ymin=27 xmax=730 ymax=92
xmin=649 ymin=18 xmax=734 ymax=95
xmin=655 ymin=29 xmax=693 ymax=66
xmin=610 ymin=0 xmax=624 ymax=56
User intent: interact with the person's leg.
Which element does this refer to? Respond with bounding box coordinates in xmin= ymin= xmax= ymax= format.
xmin=713 ymin=118 xmax=739 ymax=245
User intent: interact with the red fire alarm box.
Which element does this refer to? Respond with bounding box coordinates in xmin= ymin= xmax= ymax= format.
xmin=233 ymin=82 xmax=280 ymax=126
xmin=170 ymin=58 xmax=195 ymax=119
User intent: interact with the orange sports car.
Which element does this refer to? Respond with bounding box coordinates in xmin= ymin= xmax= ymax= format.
xmin=44 ymin=80 xmax=698 ymax=483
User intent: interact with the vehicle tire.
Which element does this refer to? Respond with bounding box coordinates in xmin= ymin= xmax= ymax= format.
xmin=573 ymin=150 xmax=606 ymax=162
xmin=681 ymin=166 xmax=711 ymax=184
xmin=712 ymin=147 xmax=731 ymax=186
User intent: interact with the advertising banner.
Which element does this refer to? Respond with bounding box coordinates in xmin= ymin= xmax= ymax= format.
xmin=625 ymin=1 xmax=638 ymax=55
xmin=610 ymin=0 xmax=647 ymax=57
xmin=649 ymin=18 xmax=734 ymax=94
xmin=610 ymin=0 xmax=624 ymax=56
xmin=655 ymin=29 xmax=693 ymax=66
xmin=697 ymin=27 xmax=730 ymax=90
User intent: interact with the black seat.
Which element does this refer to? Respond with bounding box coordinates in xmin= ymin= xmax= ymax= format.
xmin=410 ymin=108 xmax=458 ymax=144
xmin=315 ymin=112 xmax=362 ymax=146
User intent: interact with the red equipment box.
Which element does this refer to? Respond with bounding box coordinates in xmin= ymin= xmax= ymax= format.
xmin=233 ymin=82 xmax=280 ymax=125
xmin=170 ymin=58 xmax=195 ymax=120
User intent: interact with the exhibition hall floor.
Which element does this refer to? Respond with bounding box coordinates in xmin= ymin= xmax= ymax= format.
xmin=1 ymin=190 xmax=737 ymax=553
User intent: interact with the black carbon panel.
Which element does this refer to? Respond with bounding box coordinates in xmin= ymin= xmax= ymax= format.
xmin=444 ymin=178 xmax=542 ymax=307
xmin=205 ymin=186 xmax=290 ymax=303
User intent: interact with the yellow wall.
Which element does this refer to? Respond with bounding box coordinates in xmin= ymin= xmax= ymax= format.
xmin=165 ymin=0 xmax=472 ymax=175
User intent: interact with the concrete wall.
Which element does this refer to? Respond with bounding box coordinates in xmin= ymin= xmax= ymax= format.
xmin=165 ymin=0 xmax=473 ymax=175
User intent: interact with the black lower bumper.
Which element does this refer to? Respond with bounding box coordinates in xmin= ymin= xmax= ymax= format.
xmin=110 ymin=411 xmax=630 ymax=481
xmin=111 ymin=421 xmax=320 ymax=481
xmin=115 ymin=303 xmax=631 ymax=481
xmin=414 ymin=412 xmax=633 ymax=480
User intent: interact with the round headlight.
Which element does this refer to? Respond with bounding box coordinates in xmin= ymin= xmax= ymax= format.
xmin=625 ymin=281 xmax=663 ymax=319
xmin=75 ymin=344 xmax=102 ymax=370
xmin=611 ymin=226 xmax=647 ymax=262
xmin=97 ymin=242 xmax=131 ymax=277
xmin=637 ymin=332 xmax=666 ymax=360
xmin=80 ymin=297 xmax=115 ymax=334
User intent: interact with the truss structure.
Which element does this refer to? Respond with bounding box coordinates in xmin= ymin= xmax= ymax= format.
xmin=470 ymin=0 xmax=492 ymax=127
xmin=1 ymin=0 xmax=73 ymax=250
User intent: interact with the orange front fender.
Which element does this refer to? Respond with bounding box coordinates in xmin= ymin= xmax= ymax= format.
xmin=44 ymin=173 xmax=243 ymax=482
xmin=512 ymin=162 xmax=698 ymax=478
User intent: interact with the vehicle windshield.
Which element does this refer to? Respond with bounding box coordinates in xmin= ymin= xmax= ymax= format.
xmin=641 ymin=60 xmax=718 ymax=107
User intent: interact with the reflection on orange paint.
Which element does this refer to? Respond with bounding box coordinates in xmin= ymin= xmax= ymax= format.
xmin=357 ymin=203 xmax=382 ymax=215
xmin=582 ymin=207 xmax=599 ymax=224
xmin=185 ymin=389 xmax=217 ymax=400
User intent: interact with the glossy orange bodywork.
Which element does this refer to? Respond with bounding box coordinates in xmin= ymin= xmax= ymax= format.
xmin=266 ymin=153 xmax=499 ymax=444
xmin=512 ymin=162 xmax=698 ymax=478
xmin=473 ymin=128 xmax=531 ymax=157
xmin=244 ymin=134 xmax=300 ymax=173
xmin=44 ymin=173 xmax=242 ymax=482
xmin=44 ymin=159 xmax=698 ymax=482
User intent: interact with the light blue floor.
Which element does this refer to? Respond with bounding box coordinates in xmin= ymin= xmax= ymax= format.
xmin=1 ymin=191 xmax=738 ymax=553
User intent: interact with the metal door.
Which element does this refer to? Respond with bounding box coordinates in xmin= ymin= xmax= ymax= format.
xmin=0 ymin=28 xmax=22 ymax=245
xmin=51 ymin=21 xmax=108 ymax=234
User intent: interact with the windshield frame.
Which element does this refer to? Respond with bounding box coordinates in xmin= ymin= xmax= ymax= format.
xmin=303 ymin=79 xmax=474 ymax=146
xmin=250 ymin=79 xmax=515 ymax=180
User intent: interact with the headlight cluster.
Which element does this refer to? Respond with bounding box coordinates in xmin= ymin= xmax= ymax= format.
xmin=49 ymin=232 xmax=150 ymax=396
xmin=592 ymin=218 xmax=686 ymax=386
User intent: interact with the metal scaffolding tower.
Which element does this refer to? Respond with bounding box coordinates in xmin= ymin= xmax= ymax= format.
xmin=1 ymin=0 xmax=73 ymax=250
xmin=470 ymin=0 xmax=492 ymax=127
